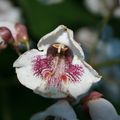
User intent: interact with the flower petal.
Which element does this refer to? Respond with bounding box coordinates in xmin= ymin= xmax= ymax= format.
xmin=37 ymin=25 xmax=85 ymax=60
xmin=66 ymin=56 xmax=101 ymax=98
xmin=88 ymin=98 xmax=120 ymax=120
xmin=13 ymin=49 xmax=40 ymax=67
xmin=34 ymin=87 xmax=67 ymax=98
xmin=13 ymin=49 xmax=67 ymax=98
xmin=31 ymin=100 xmax=78 ymax=120
xmin=13 ymin=49 xmax=47 ymax=90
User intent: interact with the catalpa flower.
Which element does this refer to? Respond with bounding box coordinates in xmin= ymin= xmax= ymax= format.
xmin=31 ymin=100 xmax=78 ymax=120
xmin=13 ymin=25 xmax=101 ymax=98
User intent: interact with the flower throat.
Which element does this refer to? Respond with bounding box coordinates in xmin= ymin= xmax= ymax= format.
xmin=32 ymin=43 xmax=84 ymax=89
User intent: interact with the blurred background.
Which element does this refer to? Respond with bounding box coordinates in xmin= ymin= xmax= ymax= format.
xmin=0 ymin=0 xmax=120 ymax=120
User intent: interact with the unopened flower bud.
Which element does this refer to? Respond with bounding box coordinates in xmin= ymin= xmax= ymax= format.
xmin=15 ymin=23 xmax=28 ymax=43
xmin=0 ymin=27 xmax=14 ymax=43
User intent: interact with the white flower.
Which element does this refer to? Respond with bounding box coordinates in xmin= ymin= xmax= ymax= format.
xmin=38 ymin=0 xmax=63 ymax=5
xmin=13 ymin=25 xmax=101 ymax=98
xmin=30 ymin=100 xmax=77 ymax=120
xmin=85 ymin=0 xmax=120 ymax=17
xmin=76 ymin=28 xmax=98 ymax=50
xmin=82 ymin=91 xmax=120 ymax=120
xmin=0 ymin=0 xmax=21 ymax=22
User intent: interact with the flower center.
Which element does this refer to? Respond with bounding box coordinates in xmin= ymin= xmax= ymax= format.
xmin=47 ymin=43 xmax=73 ymax=58
xmin=32 ymin=43 xmax=84 ymax=89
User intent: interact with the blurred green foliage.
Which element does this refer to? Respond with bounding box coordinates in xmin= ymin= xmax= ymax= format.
xmin=18 ymin=0 xmax=99 ymax=39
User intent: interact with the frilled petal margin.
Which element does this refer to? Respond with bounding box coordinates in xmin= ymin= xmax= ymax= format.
xmin=13 ymin=25 xmax=101 ymax=98
xmin=30 ymin=100 xmax=78 ymax=120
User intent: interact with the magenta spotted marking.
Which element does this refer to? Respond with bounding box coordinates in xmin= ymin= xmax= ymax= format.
xmin=32 ymin=55 xmax=84 ymax=89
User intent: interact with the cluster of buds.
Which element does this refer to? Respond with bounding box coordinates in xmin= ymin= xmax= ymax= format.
xmin=0 ymin=22 xmax=29 ymax=54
